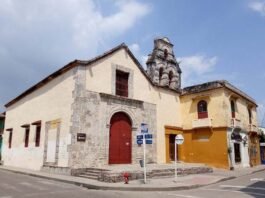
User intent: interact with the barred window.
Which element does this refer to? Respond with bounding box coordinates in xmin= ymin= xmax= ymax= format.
xmin=35 ymin=125 xmax=41 ymax=147
xmin=25 ymin=128 xmax=30 ymax=148
xmin=6 ymin=128 xmax=13 ymax=149
xmin=116 ymin=70 xmax=129 ymax=97
xmin=248 ymin=108 xmax=252 ymax=124
xmin=197 ymin=100 xmax=208 ymax=119
xmin=231 ymin=100 xmax=236 ymax=118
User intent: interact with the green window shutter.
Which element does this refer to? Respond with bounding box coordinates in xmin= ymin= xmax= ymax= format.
xmin=0 ymin=120 xmax=4 ymax=129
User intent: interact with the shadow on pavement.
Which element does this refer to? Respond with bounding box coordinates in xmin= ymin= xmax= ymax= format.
xmin=240 ymin=181 xmax=265 ymax=198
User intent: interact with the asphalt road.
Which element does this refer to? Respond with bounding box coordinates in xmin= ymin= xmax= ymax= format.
xmin=0 ymin=169 xmax=264 ymax=198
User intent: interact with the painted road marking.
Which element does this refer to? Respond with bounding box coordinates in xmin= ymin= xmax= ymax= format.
xmin=16 ymin=189 xmax=83 ymax=197
xmin=37 ymin=180 xmax=73 ymax=189
xmin=250 ymin=178 xmax=264 ymax=181
xmin=0 ymin=184 xmax=22 ymax=192
xmin=0 ymin=196 xmax=12 ymax=198
xmin=201 ymin=188 xmax=265 ymax=197
xmin=19 ymin=182 xmax=47 ymax=191
xmin=168 ymin=194 xmax=201 ymax=198
xmin=220 ymin=184 xmax=265 ymax=191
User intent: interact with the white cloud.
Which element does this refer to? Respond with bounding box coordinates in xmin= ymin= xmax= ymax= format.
xmin=0 ymin=0 xmax=151 ymax=58
xmin=129 ymin=43 xmax=148 ymax=69
xmin=0 ymin=0 xmax=151 ymax=111
xmin=248 ymin=1 xmax=265 ymax=16
xmin=178 ymin=55 xmax=218 ymax=86
xmin=73 ymin=0 xmax=151 ymax=50
xmin=141 ymin=56 xmax=149 ymax=68
xmin=129 ymin=43 xmax=140 ymax=54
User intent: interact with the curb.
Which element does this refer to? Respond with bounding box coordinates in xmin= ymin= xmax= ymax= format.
xmin=0 ymin=166 xmax=260 ymax=191
xmin=0 ymin=167 xmax=101 ymax=190
xmin=0 ymin=166 xmax=214 ymax=191
xmin=252 ymin=167 xmax=265 ymax=174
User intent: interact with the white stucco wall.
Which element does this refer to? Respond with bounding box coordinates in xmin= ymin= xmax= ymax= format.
xmin=2 ymin=69 xmax=75 ymax=170
xmin=85 ymin=49 xmax=181 ymax=163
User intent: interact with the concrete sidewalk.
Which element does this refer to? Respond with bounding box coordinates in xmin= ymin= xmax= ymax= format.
xmin=0 ymin=165 xmax=264 ymax=191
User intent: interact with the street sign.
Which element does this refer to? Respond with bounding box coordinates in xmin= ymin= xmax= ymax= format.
xmin=174 ymin=134 xmax=184 ymax=182
xmin=175 ymin=134 xmax=184 ymax=145
xmin=141 ymin=123 xmax=148 ymax=134
xmin=137 ymin=135 xmax=143 ymax=139
xmin=144 ymin=134 xmax=152 ymax=139
xmin=137 ymin=139 xmax=143 ymax=145
xmin=145 ymin=139 xmax=152 ymax=144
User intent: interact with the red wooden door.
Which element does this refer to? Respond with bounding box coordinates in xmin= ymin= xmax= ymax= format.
xmin=109 ymin=112 xmax=132 ymax=164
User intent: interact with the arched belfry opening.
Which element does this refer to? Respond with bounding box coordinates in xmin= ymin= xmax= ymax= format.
xmin=109 ymin=112 xmax=132 ymax=164
xmin=146 ymin=37 xmax=182 ymax=90
xmin=168 ymin=71 xmax=173 ymax=86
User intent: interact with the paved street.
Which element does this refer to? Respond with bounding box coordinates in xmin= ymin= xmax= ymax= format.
xmin=0 ymin=169 xmax=264 ymax=198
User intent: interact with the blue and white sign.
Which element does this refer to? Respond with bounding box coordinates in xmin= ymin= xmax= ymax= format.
xmin=145 ymin=134 xmax=152 ymax=139
xmin=137 ymin=139 xmax=143 ymax=145
xmin=137 ymin=123 xmax=153 ymax=145
xmin=136 ymin=134 xmax=153 ymax=145
xmin=145 ymin=139 xmax=152 ymax=144
xmin=141 ymin=123 xmax=148 ymax=134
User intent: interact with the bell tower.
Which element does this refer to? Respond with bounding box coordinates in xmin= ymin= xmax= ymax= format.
xmin=146 ymin=37 xmax=181 ymax=90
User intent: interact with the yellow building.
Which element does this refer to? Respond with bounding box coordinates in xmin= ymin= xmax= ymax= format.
xmin=166 ymin=81 xmax=260 ymax=169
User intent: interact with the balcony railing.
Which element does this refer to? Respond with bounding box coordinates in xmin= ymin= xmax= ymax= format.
xmin=249 ymin=124 xmax=258 ymax=132
xmin=192 ymin=118 xmax=212 ymax=128
xmin=231 ymin=118 xmax=242 ymax=129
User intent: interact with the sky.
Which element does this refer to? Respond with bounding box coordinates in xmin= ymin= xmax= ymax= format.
xmin=0 ymin=0 xmax=265 ymax=125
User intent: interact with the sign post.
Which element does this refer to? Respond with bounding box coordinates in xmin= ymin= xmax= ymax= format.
xmin=174 ymin=134 xmax=184 ymax=182
xmin=139 ymin=123 xmax=150 ymax=184
xmin=143 ymin=133 xmax=147 ymax=184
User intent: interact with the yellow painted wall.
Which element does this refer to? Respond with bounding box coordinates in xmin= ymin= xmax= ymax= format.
xmin=85 ymin=48 xmax=182 ymax=163
xmin=181 ymin=88 xmax=258 ymax=132
xmin=249 ymin=134 xmax=261 ymax=166
xmin=165 ymin=127 xmax=229 ymax=169
xmin=180 ymin=88 xmax=228 ymax=130
xmin=223 ymin=90 xmax=258 ymax=131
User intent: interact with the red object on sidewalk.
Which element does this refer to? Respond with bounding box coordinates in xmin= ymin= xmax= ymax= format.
xmin=123 ymin=172 xmax=130 ymax=184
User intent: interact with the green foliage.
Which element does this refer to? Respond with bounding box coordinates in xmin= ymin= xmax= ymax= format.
xmin=259 ymin=129 xmax=265 ymax=142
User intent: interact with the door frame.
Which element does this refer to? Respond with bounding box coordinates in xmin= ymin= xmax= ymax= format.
xmin=43 ymin=119 xmax=61 ymax=166
xmin=109 ymin=112 xmax=132 ymax=164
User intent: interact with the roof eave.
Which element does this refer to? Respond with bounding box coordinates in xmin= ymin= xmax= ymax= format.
xmin=181 ymin=80 xmax=257 ymax=106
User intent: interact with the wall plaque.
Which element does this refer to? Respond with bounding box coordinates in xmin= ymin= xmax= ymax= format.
xmin=77 ymin=133 xmax=86 ymax=142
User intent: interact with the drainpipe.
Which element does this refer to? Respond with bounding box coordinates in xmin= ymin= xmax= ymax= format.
xmin=0 ymin=134 xmax=2 ymax=163
xmin=228 ymin=129 xmax=234 ymax=170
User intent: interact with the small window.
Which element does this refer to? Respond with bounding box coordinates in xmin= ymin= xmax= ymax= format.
xmin=8 ymin=129 xmax=13 ymax=149
xmin=35 ymin=125 xmax=41 ymax=147
xmin=248 ymin=108 xmax=252 ymax=124
xmin=24 ymin=128 xmax=30 ymax=148
xmin=231 ymin=100 xmax=236 ymax=118
xmin=197 ymin=100 xmax=208 ymax=119
xmin=116 ymin=70 xmax=129 ymax=97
